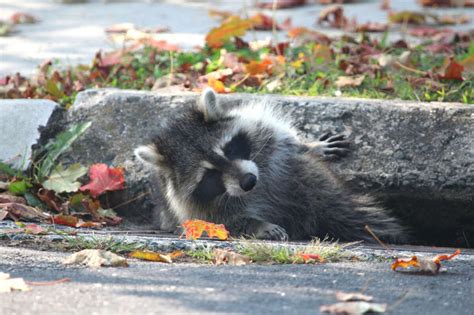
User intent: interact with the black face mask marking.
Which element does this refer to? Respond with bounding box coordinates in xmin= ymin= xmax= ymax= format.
xmin=192 ymin=169 xmax=226 ymax=203
xmin=223 ymin=132 xmax=251 ymax=160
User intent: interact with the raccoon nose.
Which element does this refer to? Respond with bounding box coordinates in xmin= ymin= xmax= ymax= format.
xmin=239 ymin=173 xmax=257 ymax=192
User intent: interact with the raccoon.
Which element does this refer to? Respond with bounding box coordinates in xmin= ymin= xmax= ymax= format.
xmin=135 ymin=89 xmax=405 ymax=242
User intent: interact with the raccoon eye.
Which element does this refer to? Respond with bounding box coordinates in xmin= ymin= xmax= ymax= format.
xmin=223 ymin=132 xmax=251 ymax=160
xmin=192 ymin=169 xmax=226 ymax=203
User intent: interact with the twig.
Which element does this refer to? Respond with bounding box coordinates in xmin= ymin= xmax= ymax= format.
xmin=26 ymin=278 xmax=71 ymax=286
xmin=111 ymin=191 xmax=150 ymax=210
xmin=394 ymin=61 xmax=427 ymax=76
xmin=388 ymin=289 xmax=411 ymax=311
xmin=364 ymin=225 xmax=392 ymax=252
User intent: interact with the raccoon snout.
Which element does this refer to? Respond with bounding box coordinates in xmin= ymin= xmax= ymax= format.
xmin=239 ymin=173 xmax=257 ymax=192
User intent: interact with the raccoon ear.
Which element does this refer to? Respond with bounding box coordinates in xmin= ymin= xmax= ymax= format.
xmin=198 ymin=88 xmax=223 ymax=122
xmin=134 ymin=144 xmax=164 ymax=166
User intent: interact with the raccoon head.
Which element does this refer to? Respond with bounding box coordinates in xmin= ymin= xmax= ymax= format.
xmin=135 ymin=88 xmax=263 ymax=208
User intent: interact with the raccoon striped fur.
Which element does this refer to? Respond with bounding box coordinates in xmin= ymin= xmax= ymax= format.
xmin=135 ymin=89 xmax=405 ymax=242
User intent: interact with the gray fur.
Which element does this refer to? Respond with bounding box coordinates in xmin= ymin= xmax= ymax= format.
xmin=135 ymin=90 xmax=406 ymax=243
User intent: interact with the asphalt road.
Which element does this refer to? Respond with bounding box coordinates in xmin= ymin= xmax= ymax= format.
xmin=1 ymin=245 xmax=473 ymax=315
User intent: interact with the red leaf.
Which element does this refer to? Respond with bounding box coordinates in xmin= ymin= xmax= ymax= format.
xmin=79 ymin=164 xmax=125 ymax=198
xmin=440 ymin=58 xmax=464 ymax=81
xmin=51 ymin=215 xmax=78 ymax=227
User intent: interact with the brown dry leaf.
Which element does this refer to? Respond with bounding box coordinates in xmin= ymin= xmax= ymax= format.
xmin=256 ymin=0 xmax=306 ymax=9
xmin=318 ymin=5 xmax=349 ymax=29
xmin=320 ymin=301 xmax=387 ymax=314
xmin=288 ymin=27 xmax=331 ymax=45
xmin=63 ymin=249 xmax=128 ymax=268
xmin=0 ymin=273 xmax=30 ymax=293
xmin=0 ymin=202 xmax=50 ymax=221
xmin=37 ymin=188 xmax=62 ymax=212
xmin=213 ymin=249 xmax=251 ymax=266
xmin=355 ymin=22 xmax=388 ymax=33
xmin=335 ymin=291 xmax=373 ymax=302
xmin=0 ymin=193 xmax=26 ymax=204
xmin=335 ymin=75 xmax=365 ymax=88
xmin=419 ymin=0 xmax=474 ymax=7
xmin=435 ymin=14 xmax=471 ymax=25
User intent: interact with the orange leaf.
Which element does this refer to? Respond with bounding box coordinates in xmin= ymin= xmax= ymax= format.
xmin=80 ymin=164 xmax=125 ymax=198
xmin=205 ymin=16 xmax=255 ymax=48
xmin=208 ymin=77 xmax=231 ymax=93
xmin=392 ymin=249 xmax=461 ymax=274
xmin=181 ymin=219 xmax=229 ymax=240
xmin=298 ymin=253 xmax=323 ymax=263
xmin=440 ymin=58 xmax=464 ymax=81
xmin=434 ymin=249 xmax=461 ymax=264
xmin=245 ymin=59 xmax=273 ymax=75
xmin=391 ymin=256 xmax=419 ymax=271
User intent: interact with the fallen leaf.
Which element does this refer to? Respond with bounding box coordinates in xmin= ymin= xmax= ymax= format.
xmin=0 ymin=273 xmax=30 ymax=293
xmin=435 ymin=14 xmax=470 ymax=25
xmin=79 ymin=164 xmax=125 ymax=198
xmin=129 ymin=250 xmax=183 ymax=263
xmin=206 ymin=16 xmax=256 ymax=48
xmin=0 ymin=202 xmax=50 ymax=221
xmin=298 ymin=253 xmax=323 ymax=263
xmin=51 ymin=214 xmax=78 ymax=227
xmin=181 ymin=219 xmax=229 ymax=240
xmin=389 ymin=11 xmax=427 ymax=25
xmin=0 ymin=193 xmax=26 ymax=204
xmin=256 ymin=0 xmax=306 ymax=9
xmin=335 ymin=291 xmax=374 ymax=302
xmin=288 ymin=27 xmax=331 ymax=45
xmin=208 ymin=77 xmax=232 ymax=94
xmin=318 ymin=5 xmax=349 ymax=29
xmin=355 ymin=22 xmax=388 ymax=33
xmin=208 ymin=9 xmax=233 ymax=20
xmin=63 ymin=249 xmax=128 ymax=268
xmin=245 ymin=59 xmax=273 ymax=75
xmin=439 ymin=58 xmax=464 ymax=81
xmin=213 ymin=249 xmax=251 ymax=265
xmin=320 ymin=301 xmax=387 ymax=314
xmin=42 ymin=163 xmax=88 ymax=193
xmin=407 ymin=27 xmax=452 ymax=37
xmin=37 ymin=188 xmax=63 ymax=212
xmin=391 ymin=249 xmax=461 ymax=274
xmin=459 ymin=54 xmax=474 ymax=75
xmin=335 ymin=75 xmax=365 ymax=88
xmin=23 ymin=223 xmax=46 ymax=235
xmin=10 ymin=12 xmax=37 ymax=24
xmin=419 ymin=0 xmax=474 ymax=7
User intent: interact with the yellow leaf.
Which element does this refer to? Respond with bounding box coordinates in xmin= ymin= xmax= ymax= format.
xmin=129 ymin=250 xmax=173 ymax=263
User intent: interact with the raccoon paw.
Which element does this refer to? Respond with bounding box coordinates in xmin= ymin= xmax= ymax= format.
xmin=255 ymin=222 xmax=288 ymax=241
xmin=306 ymin=132 xmax=350 ymax=158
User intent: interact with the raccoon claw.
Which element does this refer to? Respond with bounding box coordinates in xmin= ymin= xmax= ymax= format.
xmin=307 ymin=133 xmax=350 ymax=158
xmin=256 ymin=223 xmax=288 ymax=241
